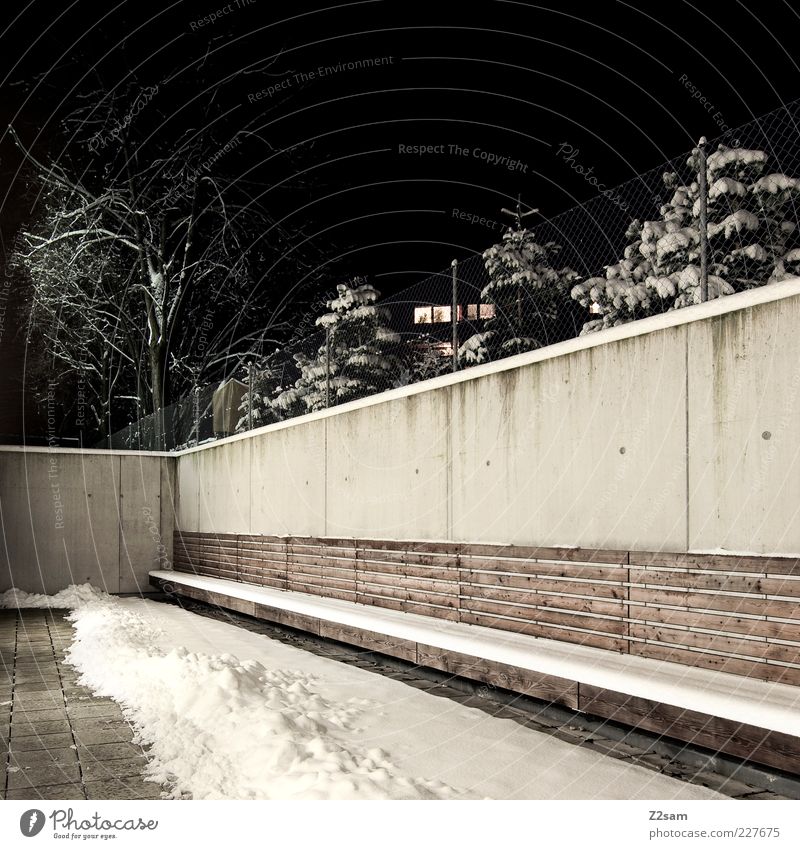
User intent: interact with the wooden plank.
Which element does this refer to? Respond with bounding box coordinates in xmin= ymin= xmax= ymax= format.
xmin=459 ymin=612 xmax=627 ymax=652
xmin=461 ymin=584 xmax=625 ymax=616
xmin=630 ymin=570 xmax=800 ymax=597
xmin=462 ymin=599 xmax=626 ymax=635
xmin=460 ymin=559 xmax=626 ymax=582
xmin=287 ymin=553 xmax=357 ymax=570
xmin=459 ymin=543 xmax=627 ymax=564
xmin=357 ymin=594 xmax=461 ymax=621
xmin=462 ymin=572 xmax=626 ymax=599
xmin=629 ymin=624 xmax=800 ymax=663
xmin=318 ymin=622 xmax=417 ymax=662
xmin=357 ymin=584 xmax=458 ymax=609
xmin=355 ymin=560 xmax=460 ymax=580
xmin=627 ymin=642 xmax=800 ymax=685
xmin=252 ymin=603 xmax=321 ymax=635
xmin=630 ymin=551 xmax=800 ymax=576
xmin=627 ymin=604 xmax=800 ymax=642
xmin=355 ymin=539 xmax=459 ymax=555
xmin=355 ymin=571 xmax=458 ymax=594
xmin=416 ymin=644 xmax=579 ymax=709
xmin=629 ymin=587 xmax=800 ymax=620
xmin=357 ymin=549 xmax=458 ymax=569
xmin=578 ymin=684 xmax=800 ymax=775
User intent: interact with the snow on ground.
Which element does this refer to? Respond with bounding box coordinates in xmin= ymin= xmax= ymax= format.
xmin=2 ymin=585 xmax=723 ymax=801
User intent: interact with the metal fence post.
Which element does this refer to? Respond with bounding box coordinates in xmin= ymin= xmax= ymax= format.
xmin=325 ymin=326 xmax=331 ymax=408
xmin=246 ymin=362 xmax=254 ymax=431
xmin=697 ymin=136 xmax=709 ymax=303
xmin=194 ymin=385 xmax=200 ymax=447
xmin=451 ymin=259 xmax=458 ymax=373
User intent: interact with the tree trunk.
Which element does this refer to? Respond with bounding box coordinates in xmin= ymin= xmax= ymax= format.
xmin=149 ymin=343 xmax=167 ymax=449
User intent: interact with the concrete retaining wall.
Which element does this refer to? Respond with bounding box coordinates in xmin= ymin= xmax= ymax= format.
xmin=0 ymin=448 xmax=175 ymax=594
xmin=175 ymin=280 xmax=800 ymax=556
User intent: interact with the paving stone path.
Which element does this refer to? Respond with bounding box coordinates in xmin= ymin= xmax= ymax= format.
xmin=1 ymin=608 xmax=161 ymax=801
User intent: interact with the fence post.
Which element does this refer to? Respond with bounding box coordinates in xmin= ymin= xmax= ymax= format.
xmin=451 ymin=259 xmax=458 ymax=373
xmin=245 ymin=363 xmax=253 ymax=431
xmin=325 ymin=326 xmax=331 ymax=408
xmin=194 ymin=385 xmax=200 ymax=447
xmin=697 ymin=136 xmax=709 ymax=303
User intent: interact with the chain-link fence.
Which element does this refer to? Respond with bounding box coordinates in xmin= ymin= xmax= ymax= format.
xmin=104 ymin=97 xmax=800 ymax=451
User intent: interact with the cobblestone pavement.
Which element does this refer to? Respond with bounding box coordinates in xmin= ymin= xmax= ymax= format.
xmin=1 ymin=608 xmax=162 ymax=801
xmin=171 ymin=596 xmax=800 ymax=801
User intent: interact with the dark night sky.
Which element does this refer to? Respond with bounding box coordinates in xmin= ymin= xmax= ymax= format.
xmin=2 ymin=0 xmax=800 ymax=437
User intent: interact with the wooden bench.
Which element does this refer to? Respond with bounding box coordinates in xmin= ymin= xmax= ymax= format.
xmin=151 ymin=544 xmax=800 ymax=776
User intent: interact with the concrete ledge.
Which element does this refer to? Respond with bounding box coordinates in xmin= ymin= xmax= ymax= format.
xmin=150 ymin=569 xmax=800 ymax=775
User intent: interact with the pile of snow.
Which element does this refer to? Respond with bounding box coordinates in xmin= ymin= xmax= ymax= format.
xmin=5 ymin=585 xmax=457 ymax=800
xmin=0 ymin=583 xmax=106 ymax=610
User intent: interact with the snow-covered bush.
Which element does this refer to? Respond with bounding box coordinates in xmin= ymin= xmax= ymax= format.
xmin=458 ymin=226 xmax=584 ymax=365
xmin=271 ymin=278 xmax=407 ymax=417
xmin=571 ymin=145 xmax=800 ymax=333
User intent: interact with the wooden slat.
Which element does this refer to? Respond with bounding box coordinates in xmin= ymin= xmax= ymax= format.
xmin=627 ymin=603 xmax=800 ymax=641
xmin=462 ymin=584 xmax=624 ymax=616
xmin=357 ymin=594 xmax=461 ymax=621
xmin=630 ymin=551 xmax=800 ymax=576
xmin=355 ymin=539 xmax=458 ymax=555
xmin=459 ymin=612 xmax=627 ymax=652
xmin=459 ymin=544 xmax=627 ymax=564
xmin=629 ymin=624 xmax=800 ymax=663
xmin=462 ymin=572 xmax=626 ymax=599
xmin=357 ymin=549 xmax=458 ymax=569
xmin=461 ymin=558 xmax=626 ymax=582
xmin=355 ymin=571 xmax=457 ymax=594
xmin=630 ymin=569 xmax=800 ymax=597
xmin=628 ymin=642 xmax=800 ymax=686
xmin=629 ymin=586 xmax=800 ymax=620
xmin=578 ymin=684 xmax=800 ymax=773
xmin=462 ymin=598 xmax=626 ymax=635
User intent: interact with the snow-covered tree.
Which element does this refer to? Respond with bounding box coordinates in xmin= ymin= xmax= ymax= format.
xmin=571 ymin=144 xmax=800 ymax=333
xmin=234 ymin=361 xmax=285 ymax=433
xmin=271 ymin=279 xmax=406 ymax=417
xmin=458 ymin=226 xmax=582 ymax=365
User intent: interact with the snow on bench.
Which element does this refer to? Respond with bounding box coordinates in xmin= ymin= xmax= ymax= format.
xmin=150 ymin=569 xmax=800 ymax=740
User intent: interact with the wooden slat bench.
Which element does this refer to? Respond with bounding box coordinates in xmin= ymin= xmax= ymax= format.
xmin=151 ymin=550 xmax=800 ymax=776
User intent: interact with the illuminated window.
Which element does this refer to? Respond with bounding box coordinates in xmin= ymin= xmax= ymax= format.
xmin=414 ymin=305 xmax=463 ymax=324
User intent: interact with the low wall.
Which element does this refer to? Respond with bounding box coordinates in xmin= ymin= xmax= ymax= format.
xmin=175 ymin=279 xmax=800 ymax=557
xmin=0 ymin=447 xmax=175 ymax=594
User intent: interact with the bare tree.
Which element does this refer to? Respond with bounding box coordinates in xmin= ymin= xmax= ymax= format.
xmin=11 ymin=78 xmax=318 ymax=441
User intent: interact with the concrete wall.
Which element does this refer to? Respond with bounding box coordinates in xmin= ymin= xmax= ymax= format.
xmin=175 ymin=280 xmax=800 ymax=556
xmin=0 ymin=448 xmax=175 ymax=594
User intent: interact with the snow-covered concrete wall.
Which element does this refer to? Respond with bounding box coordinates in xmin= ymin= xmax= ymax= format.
xmin=0 ymin=448 xmax=175 ymax=594
xmin=174 ymin=279 xmax=800 ymax=556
